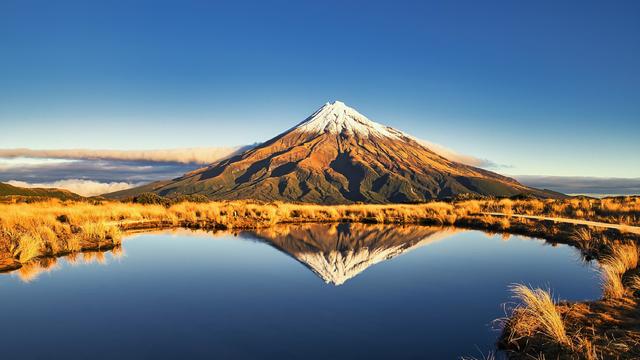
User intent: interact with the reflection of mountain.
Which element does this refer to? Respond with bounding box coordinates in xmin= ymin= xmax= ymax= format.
xmin=245 ymin=223 xmax=460 ymax=285
xmin=4 ymin=225 xmax=458 ymax=285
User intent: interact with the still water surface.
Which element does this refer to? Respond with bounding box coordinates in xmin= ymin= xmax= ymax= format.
xmin=0 ymin=224 xmax=599 ymax=359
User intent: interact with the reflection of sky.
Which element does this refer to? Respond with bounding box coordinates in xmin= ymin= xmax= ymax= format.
xmin=0 ymin=227 xmax=599 ymax=359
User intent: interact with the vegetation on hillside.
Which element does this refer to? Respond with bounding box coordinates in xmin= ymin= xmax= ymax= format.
xmin=0 ymin=182 xmax=84 ymax=201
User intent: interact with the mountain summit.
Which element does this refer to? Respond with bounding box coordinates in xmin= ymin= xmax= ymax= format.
xmin=108 ymin=101 xmax=560 ymax=203
xmin=295 ymin=101 xmax=405 ymax=139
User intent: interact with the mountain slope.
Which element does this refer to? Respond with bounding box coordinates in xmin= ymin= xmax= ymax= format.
xmin=0 ymin=182 xmax=83 ymax=201
xmin=108 ymin=101 xmax=561 ymax=203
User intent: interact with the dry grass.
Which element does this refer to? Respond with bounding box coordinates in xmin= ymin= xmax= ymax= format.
xmin=628 ymin=275 xmax=640 ymax=291
xmin=1 ymin=197 xmax=638 ymax=273
xmin=600 ymin=264 xmax=626 ymax=299
xmin=479 ymin=196 xmax=640 ymax=227
xmin=0 ymin=200 xmax=127 ymax=268
xmin=506 ymin=284 xmax=571 ymax=347
xmin=0 ymin=199 xmax=467 ymax=271
xmin=1 ymin=197 xmax=639 ymax=358
xmin=571 ymin=228 xmax=593 ymax=242
xmin=599 ymin=242 xmax=639 ymax=299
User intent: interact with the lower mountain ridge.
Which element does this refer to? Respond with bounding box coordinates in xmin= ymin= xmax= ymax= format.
xmin=0 ymin=182 xmax=83 ymax=201
xmin=107 ymin=101 xmax=563 ymax=203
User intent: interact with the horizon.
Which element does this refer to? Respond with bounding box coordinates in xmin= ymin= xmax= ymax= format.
xmin=1 ymin=0 xmax=639 ymax=195
xmin=2 ymin=99 xmax=640 ymax=197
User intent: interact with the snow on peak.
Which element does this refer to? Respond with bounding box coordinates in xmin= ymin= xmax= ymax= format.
xmin=295 ymin=101 xmax=404 ymax=139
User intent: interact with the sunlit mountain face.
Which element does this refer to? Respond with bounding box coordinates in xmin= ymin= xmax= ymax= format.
xmin=108 ymin=101 xmax=560 ymax=202
xmin=244 ymin=223 xmax=461 ymax=285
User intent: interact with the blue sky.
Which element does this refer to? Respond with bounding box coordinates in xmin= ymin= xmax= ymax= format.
xmin=1 ymin=0 xmax=639 ymax=178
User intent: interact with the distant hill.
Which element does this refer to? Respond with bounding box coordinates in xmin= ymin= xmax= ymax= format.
xmin=107 ymin=101 xmax=564 ymax=203
xmin=0 ymin=182 xmax=84 ymax=201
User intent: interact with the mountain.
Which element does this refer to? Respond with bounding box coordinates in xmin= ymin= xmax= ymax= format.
xmin=107 ymin=101 xmax=562 ymax=203
xmin=0 ymin=182 xmax=83 ymax=201
xmin=245 ymin=223 xmax=459 ymax=285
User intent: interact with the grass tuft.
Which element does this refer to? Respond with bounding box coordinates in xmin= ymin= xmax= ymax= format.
xmin=507 ymin=284 xmax=571 ymax=347
xmin=600 ymin=264 xmax=625 ymax=299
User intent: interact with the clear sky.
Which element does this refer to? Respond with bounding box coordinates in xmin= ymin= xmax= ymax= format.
xmin=1 ymin=0 xmax=639 ymax=177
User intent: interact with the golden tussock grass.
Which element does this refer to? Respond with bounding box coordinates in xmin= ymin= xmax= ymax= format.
xmin=599 ymin=242 xmax=639 ymax=299
xmin=1 ymin=197 xmax=639 ymax=358
xmin=506 ymin=284 xmax=571 ymax=347
xmin=600 ymin=264 xmax=625 ymax=299
xmin=480 ymin=196 xmax=640 ymax=226
xmin=0 ymin=200 xmax=128 ymax=267
xmin=571 ymin=228 xmax=593 ymax=243
xmin=0 ymin=199 xmax=464 ymax=270
xmin=1 ymin=197 xmax=638 ymax=271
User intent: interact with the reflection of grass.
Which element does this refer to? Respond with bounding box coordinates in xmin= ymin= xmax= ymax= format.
xmin=1 ymin=198 xmax=639 ymax=273
xmin=0 ymin=201 xmax=125 ymax=268
xmin=13 ymin=249 xmax=117 ymax=282
xmin=2 ymin=197 xmax=640 ymax=358
xmin=502 ymin=239 xmax=640 ymax=358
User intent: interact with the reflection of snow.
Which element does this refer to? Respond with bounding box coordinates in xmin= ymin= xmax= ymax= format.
xmin=249 ymin=223 xmax=461 ymax=285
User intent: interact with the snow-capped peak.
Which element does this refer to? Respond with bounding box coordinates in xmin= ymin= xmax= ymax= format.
xmin=295 ymin=101 xmax=404 ymax=139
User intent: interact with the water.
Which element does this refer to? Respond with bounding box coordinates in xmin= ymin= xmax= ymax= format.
xmin=0 ymin=223 xmax=600 ymax=359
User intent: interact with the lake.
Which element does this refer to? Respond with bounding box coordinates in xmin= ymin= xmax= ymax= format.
xmin=0 ymin=223 xmax=600 ymax=359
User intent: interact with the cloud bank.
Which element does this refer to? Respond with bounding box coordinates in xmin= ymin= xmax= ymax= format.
xmin=515 ymin=175 xmax=640 ymax=196
xmin=0 ymin=158 xmax=197 ymax=183
xmin=1 ymin=148 xmax=638 ymax=196
xmin=0 ymin=141 xmax=499 ymax=169
xmin=417 ymin=140 xmax=505 ymax=169
xmin=6 ymin=179 xmax=138 ymax=197
xmin=0 ymin=147 xmax=246 ymax=165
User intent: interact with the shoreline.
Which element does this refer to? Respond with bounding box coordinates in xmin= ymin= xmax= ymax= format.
xmin=1 ymin=199 xmax=639 ymax=358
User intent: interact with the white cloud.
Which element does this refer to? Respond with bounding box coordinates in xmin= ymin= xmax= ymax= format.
xmin=6 ymin=179 xmax=138 ymax=197
xmin=417 ymin=139 xmax=503 ymax=169
xmin=0 ymin=157 xmax=78 ymax=169
xmin=0 ymin=147 xmax=244 ymax=165
xmin=0 ymin=141 xmax=497 ymax=169
xmin=515 ymin=175 xmax=640 ymax=196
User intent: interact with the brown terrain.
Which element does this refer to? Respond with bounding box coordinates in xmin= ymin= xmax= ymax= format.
xmin=107 ymin=101 xmax=561 ymax=203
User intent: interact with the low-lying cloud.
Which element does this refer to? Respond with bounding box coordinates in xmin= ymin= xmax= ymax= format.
xmin=6 ymin=179 xmax=138 ymax=197
xmin=0 ymin=147 xmax=247 ymax=165
xmin=515 ymin=175 xmax=640 ymax=196
xmin=418 ymin=140 xmax=507 ymax=169
xmin=0 ymin=158 xmax=197 ymax=184
xmin=0 ymin=142 xmax=500 ymax=169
